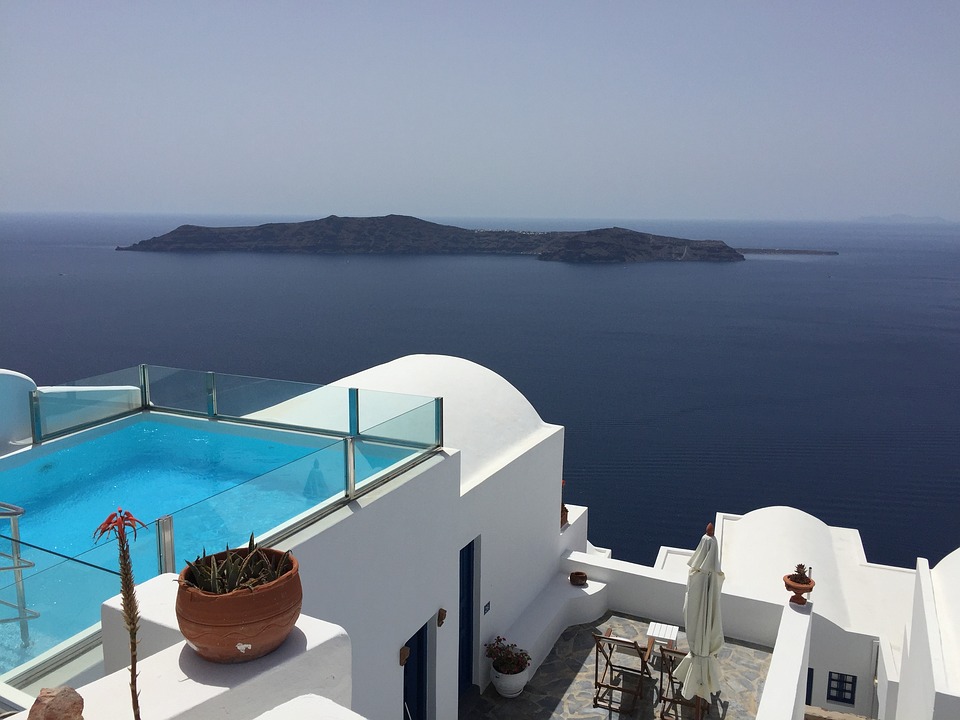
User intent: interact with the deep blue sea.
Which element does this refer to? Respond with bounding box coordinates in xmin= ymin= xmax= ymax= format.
xmin=1 ymin=213 xmax=958 ymax=570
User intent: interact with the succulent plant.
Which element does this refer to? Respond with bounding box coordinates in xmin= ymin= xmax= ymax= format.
xmin=789 ymin=563 xmax=811 ymax=584
xmin=183 ymin=534 xmax=293 ymax=594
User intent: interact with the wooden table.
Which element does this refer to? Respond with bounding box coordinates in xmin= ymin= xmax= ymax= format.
xmin=645 ymin=621 xmax=679 ymax=663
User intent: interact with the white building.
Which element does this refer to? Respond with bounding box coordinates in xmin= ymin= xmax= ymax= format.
xmin=0 ymin=355 xmax=957 ymax=719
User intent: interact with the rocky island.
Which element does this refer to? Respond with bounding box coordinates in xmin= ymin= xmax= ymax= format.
xmin=117 ymin=214 xmax=745 ymax=264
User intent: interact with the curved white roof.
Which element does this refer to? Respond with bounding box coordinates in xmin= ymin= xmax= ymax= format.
xmin=720 ymin=506 xmax=915 ymax=643
xmin=332 ymin=354 xmax=559 ymax=485
xmin=932 ymin=546 xmax=960 ymax=687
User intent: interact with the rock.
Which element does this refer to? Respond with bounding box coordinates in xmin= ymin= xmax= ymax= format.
xmin=27 ymin=687 xmax=83 ymax=720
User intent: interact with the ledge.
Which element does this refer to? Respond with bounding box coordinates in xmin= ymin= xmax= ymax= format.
xmin=12 ymin=614 xmax=352 ymax=720
xmin=505 ymin=568 xmax=608 ymax=675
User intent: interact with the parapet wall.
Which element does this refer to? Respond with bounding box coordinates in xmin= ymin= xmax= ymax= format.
xmin=0 ymin=370 xmax=36 ymax=450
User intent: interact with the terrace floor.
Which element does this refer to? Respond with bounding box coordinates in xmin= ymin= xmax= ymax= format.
xmin=460 ymin=612 xmax=772 ymax=720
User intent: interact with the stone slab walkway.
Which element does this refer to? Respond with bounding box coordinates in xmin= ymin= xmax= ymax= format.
xmin=461 ymin=612 xmax=772 ymax=720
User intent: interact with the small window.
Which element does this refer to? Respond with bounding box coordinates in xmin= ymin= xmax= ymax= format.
xmin=827 ymin=671 xmax=856 ymax=705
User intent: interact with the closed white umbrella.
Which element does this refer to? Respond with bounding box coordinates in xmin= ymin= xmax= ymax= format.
xmin=676 ymin=522 xmax=725 ymax=711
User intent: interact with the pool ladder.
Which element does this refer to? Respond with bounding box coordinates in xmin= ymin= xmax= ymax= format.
xmin=0 ymin=503 xmax=37 ymax=647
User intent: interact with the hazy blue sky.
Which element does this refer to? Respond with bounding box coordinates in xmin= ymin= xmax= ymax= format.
xmin=2 ymin=2 xmax=958 ymax=220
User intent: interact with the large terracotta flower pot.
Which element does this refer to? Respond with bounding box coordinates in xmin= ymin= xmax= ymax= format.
xmin=783 ymin=575 xmax=815 ymax=605
xmin=176 ymin=548 xmax=302 ymax=663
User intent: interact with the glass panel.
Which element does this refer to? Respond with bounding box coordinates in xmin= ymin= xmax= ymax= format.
xmin=353 ymin=439 xmax=428 ymax=490
xmin=165 ymin=440 xmax=348 ymax=562
xmin=0 ymin=536 xmax=119 ymax=676
xmin=362 ymin=398 xmax=439 ymax=448
xmin=213 ymin=373 xmax=320 ymax=419
xmin=145 ymin=365 xmax=208 ymax=414
xmin=357 ymin=389 xmax=435 ymax=436
xmin=36 ymin=385 xmax=141 ymax=439
xmin=218 ymin=376 xmax=349 ymax=434
xmin=60 ymin=366 xmax=141 ymax=389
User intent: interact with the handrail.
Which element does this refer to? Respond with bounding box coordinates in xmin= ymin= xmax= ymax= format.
xmin=0 ymin=503 xmax=36 ymax=647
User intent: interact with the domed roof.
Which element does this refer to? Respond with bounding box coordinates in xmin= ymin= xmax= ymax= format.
xmin=332 ymin=354 xmax=557 ymax=484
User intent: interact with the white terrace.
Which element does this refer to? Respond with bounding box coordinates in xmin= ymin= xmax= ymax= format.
xmin=0 ymin=356 xmax=957 ymax=719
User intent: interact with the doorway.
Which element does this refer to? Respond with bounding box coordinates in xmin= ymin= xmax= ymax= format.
xmin=403 ymin=622 xmax=428 ymax=720
xmin=459 ymin=539 xmax=477 ymax=695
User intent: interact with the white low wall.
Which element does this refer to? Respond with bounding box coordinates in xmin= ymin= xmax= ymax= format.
xmin=0 ymin=370 xmax=36 ymax=448
xmin=254 ymin=694 xmax=365 ymax=719
xmin=14 ymin=614 xmax=352 ymax=720
xmin=564 ymin=551 xmax=783 ymax=648
xmin=505 ymin=570 xmax=608 ymax=675
xmin=101 ymin=573 xmax=182 ymax=674
xmin=877 ymin=635 xmax=900 ymax=719
xmin=756 ymin=602 xmax=813 ymax=720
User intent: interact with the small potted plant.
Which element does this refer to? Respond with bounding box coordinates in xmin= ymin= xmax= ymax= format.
xmin=783 ymin=563 xmax=815 ymax=605
xmin=484 ymin=635 xmax=531 ymax=698
xmin=176 ymin=534 xmax=302 ymax=663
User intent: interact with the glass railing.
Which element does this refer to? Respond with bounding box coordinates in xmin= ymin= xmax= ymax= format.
xmin=2 ymin=365 xmax=444 ymax=681
xmin=143 ymin=365 xmax=208 ymax=414
xmin=32 ymin=366 xmax=142 ymax=440
xmin=362 ymin=395 xmax=441 ymax=447
xmin=29 ymin=365 xmax=442 ymax=449
xmin=0 ymin=536 xmax=119 ymax=676
xmin=162 ymin=441 xmax=349 ymax=562
xmin=213 ymin=373 xmax=327 ymax=421
xmin=224 ymin=382 xmax=351 ymax=434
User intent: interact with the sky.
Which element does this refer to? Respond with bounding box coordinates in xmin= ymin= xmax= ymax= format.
xmin=1 ymin=2 xmax=958 ymax=221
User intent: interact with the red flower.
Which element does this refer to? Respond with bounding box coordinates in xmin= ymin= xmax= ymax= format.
xmin=93 ymin=507 xmax=146 ymax=543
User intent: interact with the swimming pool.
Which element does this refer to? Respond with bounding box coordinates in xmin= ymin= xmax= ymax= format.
xmin=0 ymin=413 xmax=418 ymax=674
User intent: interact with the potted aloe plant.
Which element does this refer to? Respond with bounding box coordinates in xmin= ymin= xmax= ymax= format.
xmin=783 ymin=563 xmax=815 ymax=605
xmin=484 ymin=635 xmax=531 ymax=698
xmin=176 ymin=534 xmax=302 ymax=663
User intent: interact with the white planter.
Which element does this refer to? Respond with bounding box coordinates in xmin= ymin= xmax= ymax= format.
xmin=491 ymin=666 xmax=530 ymax=698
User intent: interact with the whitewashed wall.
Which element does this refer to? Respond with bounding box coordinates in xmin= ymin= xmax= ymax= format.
xmin=565 ymin=551 xmax=784 ymax=648
xmin=284 ymin=424 xmax=564 ymax=720
xmin=756 ymin=603 xmax=812 ymax=720
xmin=0 ymin=370 xmax=35 ymax=448
xmin=896 ymin=560 xmax=939 ymax=720
xmin=808 ymin=614 xmax=878 ymax=716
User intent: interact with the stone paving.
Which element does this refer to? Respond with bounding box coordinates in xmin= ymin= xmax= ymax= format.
xmin=461 ymin=612 xmax=772 ymax=720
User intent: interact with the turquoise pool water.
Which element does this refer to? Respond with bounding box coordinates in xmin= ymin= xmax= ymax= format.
xmin=0 ymin=414 xmax=416 ymax=674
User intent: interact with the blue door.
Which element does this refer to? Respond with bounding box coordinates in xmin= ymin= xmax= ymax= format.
xmin=403 ymin=622 xmax=428 ymax=720
xmin=459 ymin=541 xmax=476 ymax=695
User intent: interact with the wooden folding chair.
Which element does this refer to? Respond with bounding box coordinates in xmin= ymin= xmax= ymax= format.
xmin=593 ymin=628 xmax=652 ymax=714
xmin=658 ymin=647 xmax=706 ymax=719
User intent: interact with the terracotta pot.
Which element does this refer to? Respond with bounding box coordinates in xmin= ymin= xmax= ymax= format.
xmin=560 ymin=503 xmax=569 ymax=527
xmin=569 ymin=571 xmax=588 ymax=586
xmin=176 ymin=548 xmax=302 ymax=663
xmin=783 ymin=575 xmax=815 ymax=605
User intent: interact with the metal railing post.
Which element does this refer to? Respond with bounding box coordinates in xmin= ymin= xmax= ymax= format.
xmin=29 ymin=390 xmax=42 ymax=445
xmin=348 ymin=388 xmax=359 ymax=436
xmin=9 ymin=515 xmax=30 ymax=647
xmin=0 ymin=502 xmax=36 ymax=647
xmin=345 ymin=438 xmax=356 ymax=499
xmin=140 ymin=364 xmax=151 ymax=408
xmin=206 ymin=372 xmax=217 ymax=418
xmin=346 ymin=389 xmax=359 ymax=498
xmin=156 ymin=515 xmax=176 ymax=575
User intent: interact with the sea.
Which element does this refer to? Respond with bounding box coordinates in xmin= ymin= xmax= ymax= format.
xmin=1 ymin=213 xmax=958 ymax=570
